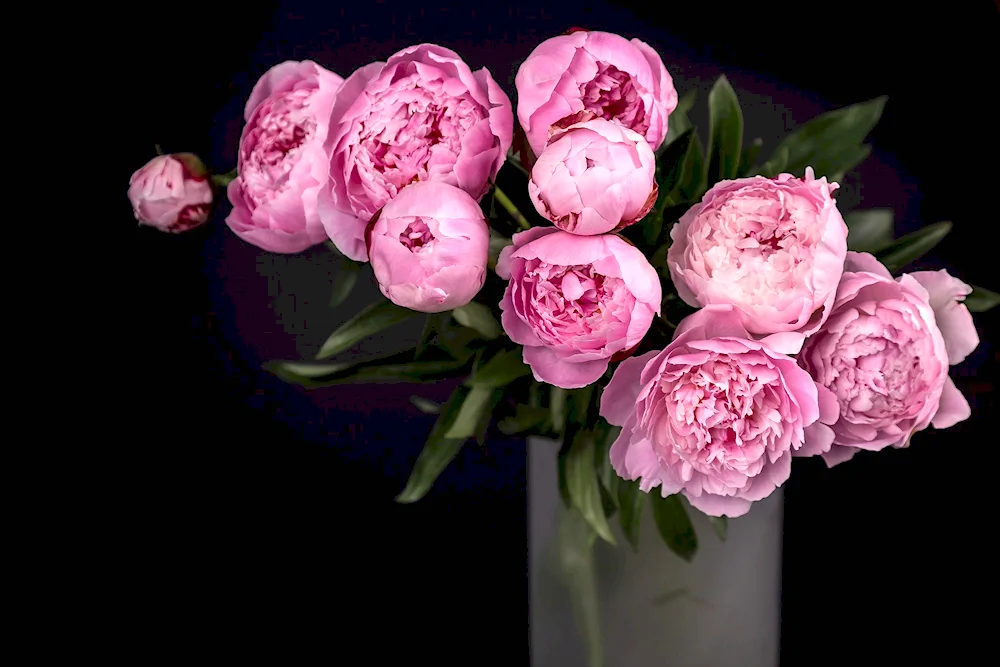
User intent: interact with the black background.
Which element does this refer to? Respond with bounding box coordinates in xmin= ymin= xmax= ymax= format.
xmin=123 ymin=2 xmax=998 ymax=664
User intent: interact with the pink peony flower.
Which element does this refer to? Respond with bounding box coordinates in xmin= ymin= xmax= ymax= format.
xmin=319 ymin=44 xmax=513 ymax=262
xmin=367 ymin=181 xmax=489 ymax=313
xmin=129 ymin=153 xmax=213 ymax=233
xmin=514 ymin=30 xmax=677 ymax=158
xmin=496 ymin=228 xmax=661 ymax=389
xmin=528 ymin=116 xmax=657 ymax=235
xmin=600 ymin=304 xmax=838 ymax=518
xmin=668 ymin=167 xmax=848 ymax=338
xmin=798 ymin=252 xmax=977 ymax=467
xmin=226 ymin=60 xmax=344 ymax=253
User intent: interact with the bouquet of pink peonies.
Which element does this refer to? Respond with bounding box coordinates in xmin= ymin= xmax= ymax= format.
xmin=130 ymin=29 xmax=997 ymax=561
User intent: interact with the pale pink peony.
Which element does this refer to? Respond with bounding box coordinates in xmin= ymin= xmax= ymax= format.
xmin=514 ymin=30 xmax=677 ymax=158
xmin=129 ymin=153 xmax=213 ymax=233
xmin=668 ymin=167 xmax=848 ymax=338
xmin=319 ymin=44 xmax=513 ymax=262
xmin=367 ymin=182 xmax=489 ymax=313
xmin=496 ymin=228 xmax=661 ymax=389
xmin=600 ymin=304 xmax=838 ymax=518
xmin=528 ymin=116 xmax=657 ymax=235
xmin=798 ymin=252 xmax=977 ymax=467
xmin=226 ymin=60 xmax=344 ymax=253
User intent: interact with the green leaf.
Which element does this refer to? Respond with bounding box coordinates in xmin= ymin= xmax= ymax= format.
xmin=594 ymin=422 xmax=621 ymax=497
xmin=267 ymin=350 xmax=468 ymax=388
xmin=706 ymin=75 xmax=744 ymax=184
xmin=498 ymin=404 xmax=551 ymax=435
xmin=875 ymin=221 xmax=952 ymax=273
xmin=660 ymin=90 xmax=695 ymax=151
xmin=488 ymin=231 xmax=512 ymax=271
xmin=756 ymin=96 xmax=887 ymax=180
xmin=565 ymin=431 xmax=617 ymax=545
xmin=828 ymin=144 xmax=872 ymax=183
xmin=845 ymin=208 xmax=895 ymax=253
xmin=452 ymin=302 xmax=502 ymax=340
xmin=738 ymin=137 xmax=763 ymax=177
xmin=617 ymin=479 xmax=646 ymax=553
xmin=316 ymin=299 xmax=419 ymax=360
xmin=651 ymin=494 xmax=698 ymax=562
xmin=466 ymin=348 xmax=531 ymax=388
xmin=674 ymin=129 xmax=706 ymax=203
xmin=706 ymin=515 xmax=728 ymax=541
xmin=396 ymin=386 xmax=471 ymax=503
xmin=409 ymin=396 xmax=441 ymax=414
xmin=444 ymin=385 xmax=495 ymax=439
xmin=329 ymin=258 xmax=361 ymax=308
xmin=965 ymin=285 xmax=1000 ymax=313
xmin=415 ymin=312 xmax=447 ymax=359
xmin=657 ymin=129 xmax=695 ymax=200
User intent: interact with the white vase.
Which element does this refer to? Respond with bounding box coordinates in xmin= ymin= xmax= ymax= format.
xmin=528 ymin=436 xmax=782 ymax=667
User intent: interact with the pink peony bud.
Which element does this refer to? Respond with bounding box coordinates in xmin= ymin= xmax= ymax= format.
xmin=128 ymin=153 xmax=213 ymax=233
xmin=528 ymin=117 xmax=657 ymax=235
xmin=514 ymin=30 xmax=677 ymax=158
xmin=366 ymin=181 xmax=489 ymax=313
xmin=320 ymin=44 xmax=513 ymax=262
xmin=226 ymin=60 xmax=345 ymax=253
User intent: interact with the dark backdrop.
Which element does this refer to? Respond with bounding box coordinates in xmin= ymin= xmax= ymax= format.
xmin=123 ymin=2 xmax=998 ymax=664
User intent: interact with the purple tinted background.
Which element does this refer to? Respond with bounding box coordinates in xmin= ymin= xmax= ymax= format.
xmin=126 ymin=2 xmax=998 ymax=664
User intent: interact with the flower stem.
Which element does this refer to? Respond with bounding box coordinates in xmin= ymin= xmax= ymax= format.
xmin=493 ymin=186 xmax=532 ymax=231
xmin=211 ymin=168 xmax=238 ymax=189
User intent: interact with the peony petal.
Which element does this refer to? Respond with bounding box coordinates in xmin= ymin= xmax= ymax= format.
xmin=931 ymin=376 xmax=972 ymax=429
xmin=523 ymin=345 xmax=608 ymax=389
xmin=909 ymin=270 xmax=980 ymax=365
xmin=843 ymin=251 xmax=893 ymax=278
xmin=599 ymin=350 xmax=659 ymax=426
xmin=797 ymin=421 xmax=835 ymax=457
xmin=821 ymin=445 xmax=859 ymax=468
xmin=682 ymin=491 xmax=753 ymax=518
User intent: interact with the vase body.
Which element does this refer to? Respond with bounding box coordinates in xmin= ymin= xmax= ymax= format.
xmin=528 ymin=436 xmax=782 ymax=667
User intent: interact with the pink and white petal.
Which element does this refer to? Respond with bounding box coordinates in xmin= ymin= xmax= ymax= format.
xmin=600 ymin=350 xmax=659 ymax=426
xmin=523 ymin=345 xmax=608 ymax=389
xmin=931 ymin=376 xmax=972 ymax=429
xmin=821 ymin=445 xmax=860 ymax=468
xmin=682 ymin=491 xmax=753 ymax=518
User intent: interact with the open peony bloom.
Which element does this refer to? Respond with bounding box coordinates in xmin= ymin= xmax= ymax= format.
xmin=600 ymin=304 xmax=839 ymax=518
xmin=367 ymin=181 xmax=489 ymax=313
xmin=497 ymin=227 xmax=661 ymax=389
xmin=320 ymin=44 xmax=513 ymax=262
xmin=514 ymin=30 xmax=677 ymax=158
xmin=798 ymin=252 xmax=977 ymax=467
xmin=528 ymin=116 xmax=657 ymax=235
xmin=668 ymin=167 xmax=848 ymax=339
xmin=129 ymin=153 xmax=213 ymax=233
xmin=226 ymin=60 xmax=344 ymax=253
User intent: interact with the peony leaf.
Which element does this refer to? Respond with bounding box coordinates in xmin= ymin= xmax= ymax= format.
xmin=565 ymin=430 xmax=617 ymax=546
xmin=755 ymin=96 xmax=887 ymax=180
xmin=845 ymin=208 xmax=895 ymax=253
xmin=706 ymin=75 xmax=744 ymax=184
xmin=267 ymin=350 xmax=468 ymax=388
xmin=452 ymin=301 xmax=502 ymax=340
xmin=738 ymin=137 xmax=763 ymax=177
xmin=396 ymin=386 xmax=472 ymax=503
xmin=660 ymin=90 xmax=696 ymax=153
xmin=498 ymin=404 xmax=550 ymax=435
xmin=965 ymin=285 xmax=1000 ymax=313
xmin=706 ymin=515 xmax=728 ymax=541
xmin=466 ymin=348 xmax=531 ymax=388
xmin=651 ymin=494 xmax=698 ymax=562
xmin=329 ymin=257 xmax=361 ymax=308
xmin=656 ymin=129 xmax=695 ymax=201
xmin=875 ymin=221 xmax=952 ymax=273
xmin=409 ymin=395 xmax=441 ymax=414
xmin=550 ymin=386 xmax=568 ymax=434
xmin=444 ymin=385 xmax=496 ymax=439
xmin=617 ymin=479 xmax=646 ymax=553
xmin=675 ymin=129 xmax=706 ymax=204
xmin=316 ymin=299 xmax=420 ymax=360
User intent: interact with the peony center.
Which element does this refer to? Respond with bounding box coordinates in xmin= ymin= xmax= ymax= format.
xmin=399 ymin=218 xmax=435 ymax=252
xmin=242 ymin=88 xmax=316 ymax=206
xmin=579 ymin=63 xmax=648 ymax=137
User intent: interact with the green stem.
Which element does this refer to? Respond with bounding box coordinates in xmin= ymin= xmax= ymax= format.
xmin=493 ymin=186 xmax=532 ymax=231
xmin=211 ymin=168 xmax=238 ymax=189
